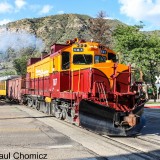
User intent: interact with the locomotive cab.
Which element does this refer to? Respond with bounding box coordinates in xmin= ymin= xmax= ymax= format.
xmin=61 ymin=42 xmax=117 ymax=74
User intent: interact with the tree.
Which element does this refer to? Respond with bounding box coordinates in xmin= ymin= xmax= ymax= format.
xmin=9 ymin=46 xmax=39 ymax=76
xmin=89 ymin=11 xmax=112 ymax=46
xmin=13 ymin=56 xmax=29 ymax=76
xmin=0 ymin=70 xmax=16 ymax=76
xmin=113 ymin=24 xmax=160 ymax=87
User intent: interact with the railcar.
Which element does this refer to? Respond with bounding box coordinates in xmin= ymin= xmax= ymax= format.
xmin=0 ymin=75 xmax=19 ymax=99
xmin=7 ymin=76 xmax=26 ymax=102
xmin=0 ymin=80 xmax=6 ymax=99
xmin=19 ymin=38 xmax=146 ymax=136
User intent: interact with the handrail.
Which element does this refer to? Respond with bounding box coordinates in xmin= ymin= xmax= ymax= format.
xmin=78 ymin=68 xmax=81 ymax=92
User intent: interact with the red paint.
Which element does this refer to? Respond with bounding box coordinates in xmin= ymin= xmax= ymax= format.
xmin=145 ymin=105 xmax=160 ymax=109
xmin=8 ymin=77 xmax=23 ymax=101
xmin=27 ymin=58 xmax=41 ymax=66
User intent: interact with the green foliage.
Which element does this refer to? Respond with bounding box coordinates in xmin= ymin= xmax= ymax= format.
xmin=13 ymin=56 xmax=29 ymax=75
xmin=113 ymin=24 xmax=160 ymax=86
xmin=0 ymin=70 xmax=16 ymax=76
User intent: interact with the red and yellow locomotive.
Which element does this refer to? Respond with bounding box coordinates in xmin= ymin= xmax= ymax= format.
xmin=1 ymin=38 xmax=146 ymax=136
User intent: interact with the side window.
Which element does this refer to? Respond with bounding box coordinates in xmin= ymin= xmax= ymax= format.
xmin=95 ymin=55 xmax=106 ymax=63
xmin=53 ymin=59 xmax=55 ymax=68
xmin=62 ymin=52 xmax=70 ymax=70
xmin=52 ymin=58 xmax=56 ymax=72
xmin=108 ymin=53 xmax=117 ymax=62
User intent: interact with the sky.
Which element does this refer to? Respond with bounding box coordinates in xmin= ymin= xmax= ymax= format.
xmin=0 ymin=0 xmax=160 ymax=31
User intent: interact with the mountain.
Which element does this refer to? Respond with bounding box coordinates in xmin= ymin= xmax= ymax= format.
xmin=0 ymin=13 xmax=128 ymax=76
xmin=3 ymin=14 xmax=123 ymax=50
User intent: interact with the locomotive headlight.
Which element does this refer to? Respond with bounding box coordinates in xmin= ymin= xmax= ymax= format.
xmin=77 ymin=44 xmax=87 ymax=47
xmin=80 ymin=44 xmax=83 ymax=47
xmin=84 ymin=44 xmax=87 ymax=47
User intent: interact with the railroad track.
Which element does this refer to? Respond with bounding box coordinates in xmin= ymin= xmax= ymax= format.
xmin=136 ymin=136 xmax=160 ymax=146
xmin=102 ymin=136 xmax=160 ymax=160
xmin=17 ymin=104 xmax=160 ymax=160
xmin=49 ymin=117 xmax=160 ymax=160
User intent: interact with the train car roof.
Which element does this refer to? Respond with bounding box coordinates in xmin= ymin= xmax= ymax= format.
xmin=0 ymin=75 xmax=20 ymax=81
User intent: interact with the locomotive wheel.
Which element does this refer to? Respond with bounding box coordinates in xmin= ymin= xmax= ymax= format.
xmin=59 ymin=108 xmax=66 ymax=120
xmin=41 ymin=102 xmax=48 ymax=114
xmin=51 ymin=101 xmax=56 ymax=116
xmin=32 ymin=99 xmax=38 ymax=109
xmin=51 ymin=101 xmax=69 ymax=120
xmin=36 ymin=101 xmax=40 ymax=111
xmin=55 ymin=109 xmax=61 ymax=119
xmin=27 ymin=98 xmax=33 ymax=107
xmin=53 ymin=107 xmax=65 ymax=120
xmin=45 ymin=103 xmax=50 ymax=114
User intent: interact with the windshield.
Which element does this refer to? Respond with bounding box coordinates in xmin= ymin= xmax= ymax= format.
xmin=73 ymin=54 xmax=92 ymax=65
xmin=95 ymin=55 xmax=106 ymax=63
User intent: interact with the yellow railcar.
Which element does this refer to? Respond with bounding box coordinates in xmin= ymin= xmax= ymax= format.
xmin=0 ymin=80 xmax=7 ymax=97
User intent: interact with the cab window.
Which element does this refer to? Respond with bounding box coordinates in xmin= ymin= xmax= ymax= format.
xmin=62 ymin=52 xmax=70 ymax=70
xmin=73 ymin=54 xmax=92 ymax=65
xmin=108 ymin=53 xmax=117 ymax=62
xmin=53 ymin=59 xmax=55 ymax=68
xmin=95 ymin=55 xmax=106 ymax=63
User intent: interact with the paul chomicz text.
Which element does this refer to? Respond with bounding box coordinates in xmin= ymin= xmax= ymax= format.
xmin=0 ymin=152 xmax=47 ymax=159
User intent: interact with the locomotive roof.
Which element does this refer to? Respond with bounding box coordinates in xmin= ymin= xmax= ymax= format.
xmin=27 ymin=38 xmax=116 ymax=66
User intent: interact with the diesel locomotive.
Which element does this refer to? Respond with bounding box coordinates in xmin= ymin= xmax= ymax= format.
xmin=0 ymin=38 xmax=146 ymax=136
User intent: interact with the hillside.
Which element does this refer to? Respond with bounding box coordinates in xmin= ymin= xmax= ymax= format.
xmin=0 ymin=13 xmax=128 ymax=75
xmin=4 ymin=14 xmax=123 ymax=49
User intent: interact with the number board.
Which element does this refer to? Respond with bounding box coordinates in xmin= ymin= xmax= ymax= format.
xmin=73 ymin=48 xmax=84 ymax=52
xmin=101 ymin=50 xmax=107 ymax=54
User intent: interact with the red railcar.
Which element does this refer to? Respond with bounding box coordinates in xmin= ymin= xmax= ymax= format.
xmin=8 ymin=76 xmax=25 ymax=102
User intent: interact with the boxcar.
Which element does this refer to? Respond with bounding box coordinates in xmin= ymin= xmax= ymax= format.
xmin=7 ymin=76 xmax=25 ymax=102
xmin=0 ymin=75 xmax=21 ymax=100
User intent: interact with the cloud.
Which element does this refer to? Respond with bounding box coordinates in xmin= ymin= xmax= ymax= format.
xmin=15 ymin=0 xmax=26 ymax=9
xmin=0 ymin=19 xmax=12 ymax=25
xmin=118 ymin=0 xmax=160 ymax=25
xmin=0 ymin=2 xmax=13 ymax=13
xmin=39 ymin=5 xmax=53 ymax=15
xmin=57 ymin=11 xmax=64 ymax=14
xmin=29 ymin=4 xmax=41 ymax=12
xmin=0 ymin=0 xmax=26 ymax=14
